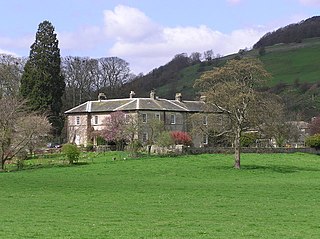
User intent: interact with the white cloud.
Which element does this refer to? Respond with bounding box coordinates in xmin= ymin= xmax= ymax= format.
xmin=299 ymin=0 xmax=320 ymax=5
xmin=57 ymin=25 xmax=104 ymax=53
xmin=104 ymin=5 xmax=268 ymax=73
xmin=103 ymin=5 xmax=161 ymax=42
xmin=0 ymin=48 xmax=18 ymax=56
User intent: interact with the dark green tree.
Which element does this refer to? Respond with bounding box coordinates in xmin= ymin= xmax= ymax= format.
xmin=20 ymin=20 xmax=65 ymax=138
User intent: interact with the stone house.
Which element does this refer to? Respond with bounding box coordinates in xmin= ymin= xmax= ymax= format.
xmin=64 ymin=91 xmax=214 ymax=147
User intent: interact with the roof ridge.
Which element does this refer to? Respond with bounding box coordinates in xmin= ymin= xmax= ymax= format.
xmin=166 ymin=99 xmax=189 ymax=111
xmin=114 ymin=99 xmax=136 ymax=111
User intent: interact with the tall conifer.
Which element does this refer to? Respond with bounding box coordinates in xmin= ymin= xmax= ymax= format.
xmin=20 ymin=20 xmax=65 ymax=138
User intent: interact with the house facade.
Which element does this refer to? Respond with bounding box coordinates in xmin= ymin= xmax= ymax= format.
xmin=65 ymin=91 xmax=215 ymax=147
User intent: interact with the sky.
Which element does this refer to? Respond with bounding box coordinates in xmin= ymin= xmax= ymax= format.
xmin=0 ymin=0 xmax=319 ymax=74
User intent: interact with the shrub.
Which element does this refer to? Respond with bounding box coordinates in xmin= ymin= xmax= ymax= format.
xmin=86 ymin=143 xmax=94 ymax=152
xmin=62 ymin=144 xmax=80 ymax=164
xmin=240 ymin=133 xmax=257 ymax=147
xmin=170 ymin=131 xmax=192 ymax=146
xmin=306 ymin=134 xmax=320 ymax=149
xmin=157 ymin=131 xmax=174 ymax=147
xmin=128 ymin=140 xmax=142 ymax=157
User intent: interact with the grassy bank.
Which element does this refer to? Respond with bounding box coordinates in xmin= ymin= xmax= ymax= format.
xmin=1 ymin=152 xmax=320 ymax=238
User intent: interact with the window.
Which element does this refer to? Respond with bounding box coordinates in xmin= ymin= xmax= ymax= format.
xmin=94 ymin=116 xmax=98 ymax=125
xmin=142 ymin=132 xmax=148 ymax=142
xmin=203 ymin=115 xmax=208 ymax=125
xmin=170 ymin=114 xmax=176 ymax=124
xmin=76 ymin=116 xmax=80 ymax=125
xmin=155 ymin=113 xmax=160 ymax=121
xmin=142 ymin=113 xmax=147 ymax=123
xmin=203 ymin=134 xmax=208 ymax=145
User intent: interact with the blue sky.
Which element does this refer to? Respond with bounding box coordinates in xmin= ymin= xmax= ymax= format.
xmin=0 ymin=0 xmax=319 ymax=74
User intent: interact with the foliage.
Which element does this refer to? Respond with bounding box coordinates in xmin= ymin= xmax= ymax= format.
xmin=0 ymin=97 xmax=51 ymax=171
xmin=240 ymin=133 xmax=258 ymax=147
xmin=85 ymin=143 xmax=94 ymax=152
xmin=0 ymin=54 xmax=25 ymax=97
xmin=98 ymin=111 xmax=138 ymax=150
xmin=170 ymin=131 xmax=192 ymax=146
xmin=195 ymin=57 xmax=272 ymax=168
xmin=127 ymin=139 xmax=142 ymax=157
xmin=309 ymin=116 xmax=320 ymax=135
xmin=254 ymin=16 xmax=320 ymax=48
xmin=305 ymin=134 xmax=320 ymax=149
xmin=156 ymin=131 xmax=175 ymax=147
xmin=20 ymin=20 xmax=65 ymax=137
xmin=62 ymin=144 xmax=80 ymax=164
xmin=1 ymin=153 xmax=320 ymax=238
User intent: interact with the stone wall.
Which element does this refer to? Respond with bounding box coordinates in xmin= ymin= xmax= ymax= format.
xmin=183 ymin=147 xmax=320 ymax=155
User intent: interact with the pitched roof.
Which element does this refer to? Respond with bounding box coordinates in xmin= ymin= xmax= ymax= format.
xmin=65 ymin=97 xmax=209 ymax=114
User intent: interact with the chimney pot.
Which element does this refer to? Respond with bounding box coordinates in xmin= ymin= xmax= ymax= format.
xmin=130 ymin=91 xmax=135 ymax=98
xmin=98 ymin=93 xmax=107 ymax=101
xmin=150 ymin=89 xmax=156 ymax=99
xmin=175 ymin=93 xmax=182 ymax=102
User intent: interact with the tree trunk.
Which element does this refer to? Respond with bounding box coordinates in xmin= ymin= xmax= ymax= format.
xmin=0 ymin=159 xmax=5 ymax=171
xmin=234 ymin=128 xmax=241 ymax=169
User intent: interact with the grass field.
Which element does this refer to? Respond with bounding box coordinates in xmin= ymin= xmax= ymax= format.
xmin=1 ymin=152 xmax=320 ymax=238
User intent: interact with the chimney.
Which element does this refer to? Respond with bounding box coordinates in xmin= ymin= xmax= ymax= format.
xmin=129 ymin=91 xmax=135 ymax=98
xmin=98 ymin=93 xmax=107 ymax=101
xmin=150 ymin=89 xmax=156 ymax=99
xmin=200 ymin=95 xmax=207 ymax=102
xmin=175 ymin=93 xmax=182 ymax=102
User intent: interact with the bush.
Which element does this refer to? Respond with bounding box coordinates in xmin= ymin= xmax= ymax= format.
xmin=86 ymin=143 xmax=94 ymax=152
xmin=157 ymin=131 xmax=174 ymax=147
xmin=170 ymin=131 xmax=192 ymax=146
xmin=128 ymin=140 xmax=142 ymax=157
xmin=240 ymin=133 xmax=258 ymax=147
xmin=306 ymin=134 xmax=320 ymax=149
xmin=62 ymin=144 xmax=80 ymax=164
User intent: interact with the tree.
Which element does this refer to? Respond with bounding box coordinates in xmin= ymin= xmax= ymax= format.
xmin=0 ymin=97 xmax=50 ymax=171
xmin=309 ymin=116 xmax=320 ymax=135
xmin=20 ymin=20 xmax=65 ymax=138
xmin=98 ymin=57 xmax=130 ymax=98
xmin=62 ymin=56 xmax=97 ymax=109
xmin=98 ymin=111 xmax=138 ymax=150
xmin=194 ymin=58 xmax=271 ymax=169
xmin=0 ymin=54 xmax=25 ymax=98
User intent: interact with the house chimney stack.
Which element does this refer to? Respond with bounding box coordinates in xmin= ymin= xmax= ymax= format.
xmin=98 ymin=93 xmax=107 ymax=101
xmin=175 ymin=93 xmax=182 ymax=102
xmin=200 ymin=95 xmax=207 ymax=102
xmin=150 ymin=89 xmax=156 ymax=99
xmin=129 ymin=91 xmax=135 ymax=98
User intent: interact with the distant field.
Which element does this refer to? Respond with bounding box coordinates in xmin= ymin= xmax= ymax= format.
xmin=1 ymin=152 xmax=320 ymax=238
xmin=260 ymin=39 xmax=320 ymax=86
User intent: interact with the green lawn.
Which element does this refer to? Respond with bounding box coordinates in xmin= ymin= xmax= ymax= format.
xmin=1 ymin=152 xmax=320 ymax=238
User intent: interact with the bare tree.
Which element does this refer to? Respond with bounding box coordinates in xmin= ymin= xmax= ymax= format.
xmin=195 ymin=58 xmax=271 ymax=169
xmin=0 ymin=97 xmax=51 ymax=170
xmin=0 ymin=54 xmax=25 ymax=97
xmin=98 ymin=57 xmax=130 ymax=97
xmin=62 ymin=56 xmax=97 ymax=109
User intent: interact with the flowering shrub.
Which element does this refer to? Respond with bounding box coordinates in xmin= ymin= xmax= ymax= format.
xmin=170 ymin=131 xmax=192 ymax=146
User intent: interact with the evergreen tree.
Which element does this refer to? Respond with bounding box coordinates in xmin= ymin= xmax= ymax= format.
xmin=20 ymin=20 xmax=65 ymax=138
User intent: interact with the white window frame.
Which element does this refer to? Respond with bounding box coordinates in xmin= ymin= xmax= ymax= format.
xmin=203 ymin=134 xmax=208 ymax=145
xmin=142 ymin=132 xmax=148 ymax=142
xmin=170 ymin=114 xmax=176 ymax=124
xmin=203 ymin=115 xmax=208 ymax=125
xmin=142 ymin=113 xmax=147 ymax=123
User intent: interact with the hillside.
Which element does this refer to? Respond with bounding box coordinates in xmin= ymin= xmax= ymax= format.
xmin=254 ymin=16 xmax=320 ymax=48
xmin=122 ymin=37 xmax=320 ymax=120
